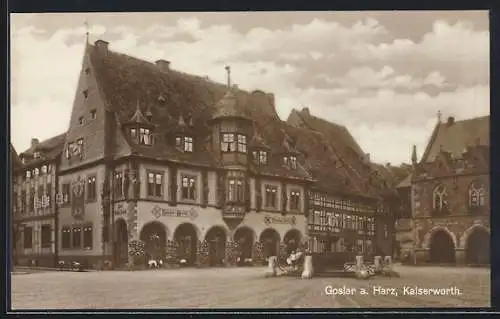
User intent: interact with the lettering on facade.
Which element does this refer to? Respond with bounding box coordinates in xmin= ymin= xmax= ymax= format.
xmin=151 ymin=205 xmax=198 ymax=220
xmin=115 ymin=203 xmax=128 ymax=217
xmin=264 ymin=215 xmax=296 ymax=226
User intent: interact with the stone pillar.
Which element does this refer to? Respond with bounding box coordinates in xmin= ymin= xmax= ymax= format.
xmin=356 ymin=255 xmax=364 ymax=271
xmin=197 ymin=240 xmax=209 ymax=267
xmin=414 ymin=249 xmax=429 ymax=265
xmin=301 ymin=255 xmax=313 ymax=279
xmin=279 ymin=242 xmax=287 ymax=264
xmin=455 ymin=248 xmax=466 ymax=265
xmin=374 ymin=256 xmax=382 ymax=272
xmin=225 ymin=240 xmax=235 ymax=266
xmin=265 ymin=256 xmax=277 ymax=277
xmin=384 ymin=256 xmax=393 ymax=270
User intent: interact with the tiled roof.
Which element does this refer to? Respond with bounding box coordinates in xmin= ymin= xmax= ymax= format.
xmin=396 ymin=173 xmax=412 ymax=189
xmin=88 ymin=43 xmax=309 ymax=180
xmin=421 ymin=115 xmax=489 ymax=163
xmin=19 ymin=133 xmax=66 ymax=166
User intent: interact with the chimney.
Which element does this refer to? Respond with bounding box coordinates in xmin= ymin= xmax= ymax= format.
xmin=31 ymin=138 xmax=39 ymax=148
xmin=411 ymin=144 xmax=417 ymax=165
xmin=365 ymin=153 xmax=370 ymax=163
xmin=155 ymin=59 xmax=171 ymax=72
xmin=94 ymin=39 xmax=109 ymax=55
xmin=266 ymin=93 xmax=275 ymax=109
xmin=302 ymin=107 xmax=310 ymax=115
xmin=447 ymin=116 xmax=455 ymax=126
xmin=385 ymin=162 xmax=391 ymax=168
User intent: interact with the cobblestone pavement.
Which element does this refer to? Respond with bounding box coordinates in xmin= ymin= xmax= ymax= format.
xmin=11 ymin=265 xmax=489 ymax=309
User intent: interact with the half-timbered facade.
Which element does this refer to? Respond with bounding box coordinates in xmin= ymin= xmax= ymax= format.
xmin=411 ymin=114 xmax=490 ymax=265
xmin=13 ymin=135 xmax=65 ymax=267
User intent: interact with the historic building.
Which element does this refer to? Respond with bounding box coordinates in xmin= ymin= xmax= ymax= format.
xmin=394 ymin=172 xmax=412 ymax=260
xmin=11 ymin=144 xmax=23 ymax=265
xmin=411 ymin=114 xmax=490 ymax=265
xmin=287 ymin=108 xmax=407 ymax=257
xmin=13 ymin=135 xmax=66 ymax=267
xmin=14 ymin=38 xmax=404 ymax=268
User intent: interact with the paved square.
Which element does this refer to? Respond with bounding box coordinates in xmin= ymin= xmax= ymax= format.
xmin=11 ymin=265 xmax=489 ymax=309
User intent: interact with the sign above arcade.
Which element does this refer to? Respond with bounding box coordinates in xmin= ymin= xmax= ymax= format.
xmin=151 ymin=205 xmax=198 ymax=221
xmin=264 ymin=215 xmax=296 ymax=226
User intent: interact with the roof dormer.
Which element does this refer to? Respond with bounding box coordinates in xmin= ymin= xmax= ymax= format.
xmin=250 ymin=131 xmax=270 ymax=166
xmin=123 ymin=99 xmax=155 ymax=146
xmin=281 ymin=134 xmax=299 ymax=170
xmin=173 ymin=114 xmax=195 ymax=153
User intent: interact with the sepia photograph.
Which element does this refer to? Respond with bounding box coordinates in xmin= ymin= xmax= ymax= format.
xmin=10 ymin=11 xmax=490 ymax=310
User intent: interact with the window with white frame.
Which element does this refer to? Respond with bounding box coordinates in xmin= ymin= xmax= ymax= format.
xmin=181 ymin=175 xmax=196 ymax=200
xmin=265 ymin=185 xmax=278 ymax=208
xmin=228 ymin=179 xmax=244 ymax=202
xmin=290 ymin=190 xmax=300 ymax=210
xmin=147 ymin=172 xmax=163 ymax=197
xmin=237 ymin=134 xmax=247 ymax=153
xmin=139 ymin=128 xmax=152 ymax=145
xmin=221 ymin=133 xmax=236 ymax=152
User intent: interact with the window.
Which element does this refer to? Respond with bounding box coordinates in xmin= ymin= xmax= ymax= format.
xmin=433 ymin=185 xmax=448 ymax=212
xmin=23 ymin=226 xmax=33 ymax=249
xmin=139 ymin=128 xmax=152 ymax=145
xmin=87 ymin=176 xmax=97 ymax=202
xmin=237 ymin=134 xmax=247 ymax=153
xmin=228 ymin=179 xmax=244 ymax=202
xmin=72 ymin=227 xmax=82 ymax=248
xmin=184 ymin=136 xmax=193 ymax=152
xmin=130 ymin=128 xmax=137 ymax=140
xmin=83 ymin=225 xmax=93 ymax=249
xmin=34 ymin=168 xmax=39 ymax=176
xmin=265 ymin=185 xmax=278 ymax=208
xmin=26 ymin=170 xmax=31 ymax=179
xmin=90 ymin=109 xmax=97 ymax=120
xmin=77 ymin=138 xmax=84 ymax=155
xmin=33 ymin=152 xmax=41 ymax=159
xmin=41 ymin=224 xmax=51 ymax=248
xmin=175 ymin=137 xmax=182 ymax=151
xmin=114 ymin=172 xmax=123 ymax=198
xmin=79 ymin=116 xmax=84 ymax=126
xmin=62 ymin=227 xmax=71 ymax=249
xmin=62 ymin=183 xmax=71 ymax=205
xmin=221 ymin=133 xmax=235 ymax=152
xmin=290 ymin=156 xmax=297 ymax=169
xmin=147 ymin=172 xmax=163 ymax=197
xmin=469 ymin=182 xmax=486 ymax=208
xmin=66 ymin=142 xmax=76 ymax=158
xmin=283 ymin=156 xmax=288 ymax=165
xmin=41 ymin=165 xmax=47 ymax=174
xmin=181 ymin=175 xmax=196 ymax=200
xmin=290 ymin=190 xmax=300 ymax=210
xmin=259 ymin=151 xmax=268 ymax=165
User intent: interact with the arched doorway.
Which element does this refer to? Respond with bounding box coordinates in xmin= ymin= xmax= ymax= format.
xmin=174 ymin=223 xmax=198 ymax=266
xmin=139 ymin=221 xmax=167 ymax=261
xmin=466 ymin=227 xmax=490 ymax=265
xmin=114 ymin=219 xmax=129 ymax=265
xmin=283 ymin=229 xmax=302 ymax=255
xmin=259 ymin=228 xmax=280 ymax=260
xmin=429 ymin=230 xmax=455 ymax=264
xmin=205 ymin=226 xmax=226 ymax=267
xmin=234 ymin=227 xmax=255 ymax=264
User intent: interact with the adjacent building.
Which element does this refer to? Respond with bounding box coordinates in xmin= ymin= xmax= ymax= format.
xmin=14 ymin=135 xmax=66 ymax=267
xmin=410 ymin=114 xmax=490 ymax=265
xmin=12 ymin=39 xmax=404 ymax=268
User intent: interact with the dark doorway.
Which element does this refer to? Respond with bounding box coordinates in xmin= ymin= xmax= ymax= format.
xmin=234 ymin=227 xmax=255 ymax=264
xmin=205 ymin=226 xmax=226 ymax=266
xmin=174 ymin=223 xmax=198 ymax=266
xmin=114 ymin=219 xmax=129 ymax=266
xmin=466 ymin=228 xmax=490 ymax=265
xmin=260 ymin=228 xmax=280 ymax=260
xmin=139 ymin=221 xmax=167 ymax=262
xmin=429 ymin=230 xmax=455 ymax=264
xmin=283 ymin=229 xmax=302 ymax=255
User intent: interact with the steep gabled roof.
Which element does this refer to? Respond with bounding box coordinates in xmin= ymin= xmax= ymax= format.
xmin=10 ymin=144 xmax=23 ymax=172
xmin=19 ymin=133 xmax=66 ymax=166
xmin=421 ymin=115 xmax=489 ymax=163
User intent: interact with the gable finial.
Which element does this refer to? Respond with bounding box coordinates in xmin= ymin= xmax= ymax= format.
xmin=411 ymin=144 xmax=417 ymax=165
xmin=437 ymin=110 xmax=442 ymax=123
xmin=225 ymin=65 xmax=231 ymax=88
xmin=84 ymin=19 xmax=90 ymax=45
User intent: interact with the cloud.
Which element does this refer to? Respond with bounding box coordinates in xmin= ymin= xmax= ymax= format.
xmin=10 ymin=14 xmax=489 ymax=166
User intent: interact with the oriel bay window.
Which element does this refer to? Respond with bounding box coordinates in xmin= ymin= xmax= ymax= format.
xmin=228 ymin=179 xmax=244 ymax=202
xmin=221 ymin=133 xmax=236 ymax=152
xmin=147 ymin=172 xmax=163 ymax=197
xmin=265 ymin=185 xmax=278 ymax=208
xmin=237 ymin=135 xmax=247 ymax=153
xmin=181 ymin=175 xmax=196 ymax=200
xmin=290 ymin=190 xmax=300 ymax=210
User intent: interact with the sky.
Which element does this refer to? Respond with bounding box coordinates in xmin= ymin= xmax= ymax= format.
xmin=10 ymin=11 xmax=490 ymax=165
